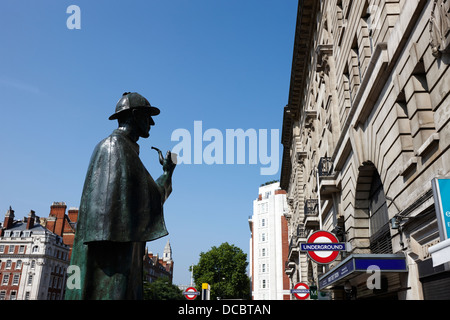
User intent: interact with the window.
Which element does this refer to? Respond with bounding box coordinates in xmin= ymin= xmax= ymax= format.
xmin=261 ymin=264 xmax=269 ymax=273
xmin=12 ymin=274 xmax=20 ymax=285
xmin=2 ymin=274 xmax=10 ymax=285
xmin=25 ymin=292 xmax=30 ymax=300
xmin=261 ymin=218 xmax=266 ymax=227
xmin=369 ymin=171 xmax=389 ymax=236
xmin=10 ymin=291 xmax=17 ymax=300
xmin=9 ymin=245 xmax=15 ymax=253
xmin=0 ymin=291 xmax=5 ymax=300
xmin=0 ymin=245 xmax=4 ymax=253
xmin=259 ymin=202 xmax=268 ymax=214
xmin=32 ymin=246 xmax=39 ymax=253
xmin=19 ymin=245 xmax=25 ymax=253
xmin=6 ymin=260 xmax=12 ymax=269
xmin=27 ymin=274 xmax=33 ymax=286
xmin=31 ymin=260 xmax=36 ymax=269
xmin=261 ymin=248 xmax=266 ymax=257
xmin=16 ymin=260 xmax=22 ymax=269
xmin=369 ymin=171 xmax=393 ymax=254
xmin=13 ymin=231 xmax=21 ymax=238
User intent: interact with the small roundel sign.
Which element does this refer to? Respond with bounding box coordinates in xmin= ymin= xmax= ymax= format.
xmin=291 ymin=283 xmax=310 ymax=300
xmin=183 ymin=287 xmax=200 ymax=300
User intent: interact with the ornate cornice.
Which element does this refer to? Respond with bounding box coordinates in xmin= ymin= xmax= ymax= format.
xmin=281 ymin=0 xmax=319 ymax=190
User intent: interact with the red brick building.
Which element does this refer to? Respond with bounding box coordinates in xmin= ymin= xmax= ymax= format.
xmin=143 ymin=240 xmax=174 ymax=284
xmin=41 ymin=202 xmax=78 ymax=259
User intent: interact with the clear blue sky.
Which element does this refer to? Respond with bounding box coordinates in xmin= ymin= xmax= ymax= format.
xmin=0 ymin=0 xmax=298 ymax=286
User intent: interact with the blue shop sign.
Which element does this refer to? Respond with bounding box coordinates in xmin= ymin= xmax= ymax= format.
xmin=354 ymin=257 xmax=407 ymax=271
xmin=319 ymin=254 xmax=407 ymax=290
xmin=319 ymin=259 xmax=354 ymax=289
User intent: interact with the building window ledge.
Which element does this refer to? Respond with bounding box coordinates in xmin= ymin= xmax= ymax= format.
xmin=416 ymin=133 xmax=439 ymax=157
xmin=400 ymin=156 xmax=419 ymax=176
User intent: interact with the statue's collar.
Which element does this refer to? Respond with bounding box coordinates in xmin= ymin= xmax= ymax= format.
xmin=112 ymin=129 xmax=140 ymax=154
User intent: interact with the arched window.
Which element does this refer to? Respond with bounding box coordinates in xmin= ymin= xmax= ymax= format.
xmin=368 ymin=170 xmax=393 ymax=254
xmin=355 ymin=162 xmax=393 ymax=254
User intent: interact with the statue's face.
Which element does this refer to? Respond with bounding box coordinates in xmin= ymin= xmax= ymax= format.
xmin=133 ymin=109 xmax=154 ymax=138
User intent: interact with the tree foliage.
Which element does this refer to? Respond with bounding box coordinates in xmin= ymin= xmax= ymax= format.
xmin=191 ymin=242 xmax=250 ymax=300
xmin=143 ymin=277 xmax=184 ymax=300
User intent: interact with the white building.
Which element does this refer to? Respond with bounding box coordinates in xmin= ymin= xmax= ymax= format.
xmin=0 ymin=208 xmax=70 ymax=300
xmin=249 ymin=182 xmax=291 ymax=300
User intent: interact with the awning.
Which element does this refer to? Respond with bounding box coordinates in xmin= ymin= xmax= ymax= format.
xmin=319 ymin=254 xmax=408 ymax=290
xmin=428 ymin=238 xmax=450 ymax=267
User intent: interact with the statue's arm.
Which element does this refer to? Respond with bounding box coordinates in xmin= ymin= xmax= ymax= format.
xmin=155 ymin=151 xmax=176 ymax=202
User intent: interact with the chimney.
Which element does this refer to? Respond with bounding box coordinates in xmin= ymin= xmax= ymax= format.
xmin=68 ymin=207 xmax=79 ymax=223
xmin=3 ymin=206 xmax=15 ymax=229
xmin=26 ymin=210 xmax=35 ymax=230
xmin=50 ymin=202 xmax=67 ymax=218
xmin=50 ymin=202 xmax=67 ymax=236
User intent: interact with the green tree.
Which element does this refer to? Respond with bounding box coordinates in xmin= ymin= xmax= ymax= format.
xmin=191 ymin=242 xmax=250 ymax=300
xmin=143 ymin=277 xmax=184 ymax=300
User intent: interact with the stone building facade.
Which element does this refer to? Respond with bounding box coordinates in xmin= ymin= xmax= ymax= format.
xmin=281 ymin=0 xmax=450 ymax=300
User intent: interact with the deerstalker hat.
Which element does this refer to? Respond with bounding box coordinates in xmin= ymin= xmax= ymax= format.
xmin=109 ymin=92 xmax=160 ymax=120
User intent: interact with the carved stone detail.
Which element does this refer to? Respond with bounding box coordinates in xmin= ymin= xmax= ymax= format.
xmin=430 ymin=0 xmax=450 ymax=57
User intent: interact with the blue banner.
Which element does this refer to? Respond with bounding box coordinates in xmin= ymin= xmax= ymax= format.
xmin=354 ymin=258 xmax=407 ymax=271
xmin=432 ymin=178 xmax=450 ymax=240
xmin=318 ymin=254 xmax=407 ymax=289
xmin=319 ymin=259 xmax=354 ymax=289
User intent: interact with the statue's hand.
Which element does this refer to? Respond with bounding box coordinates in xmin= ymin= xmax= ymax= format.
xmin=163 ymin=151 xmax=177 ymax=174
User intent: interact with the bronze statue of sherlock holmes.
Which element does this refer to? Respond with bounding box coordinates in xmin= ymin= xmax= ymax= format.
xmin=65 ymin=92 xmax=176 ymax=300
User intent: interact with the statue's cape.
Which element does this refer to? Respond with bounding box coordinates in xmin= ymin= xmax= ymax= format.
xmin=76 ymin=129 xmax=168 ymax=243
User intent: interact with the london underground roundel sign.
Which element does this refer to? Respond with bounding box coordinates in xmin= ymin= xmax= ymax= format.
xmin=300 ymin=230 xmax=346 ymax=264
xmin=291 ymin=283 xmax=310 ymax=300
xmin=183 ymin=287 xmax=200 ymax=300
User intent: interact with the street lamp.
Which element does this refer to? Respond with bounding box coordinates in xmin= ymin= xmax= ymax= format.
xmin=389 ymin=214 xmax=413 ymax=250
